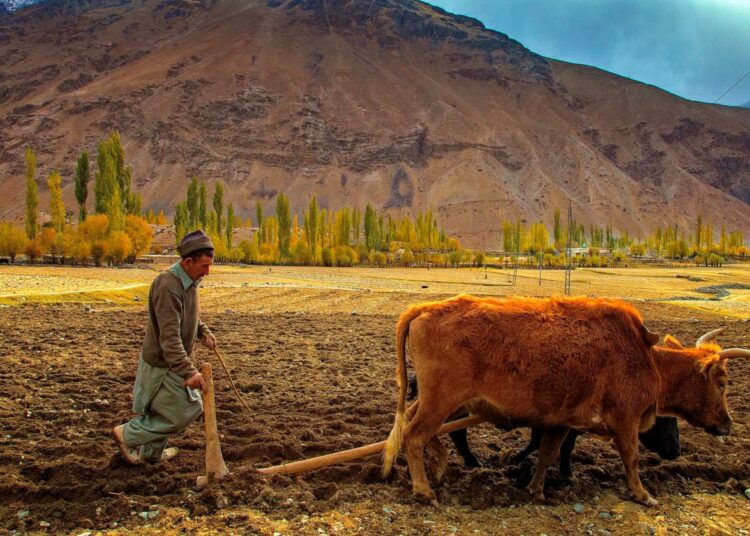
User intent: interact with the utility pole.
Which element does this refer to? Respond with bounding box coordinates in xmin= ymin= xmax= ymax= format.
xmin=564 ymin=199 xmax=572 ymax=295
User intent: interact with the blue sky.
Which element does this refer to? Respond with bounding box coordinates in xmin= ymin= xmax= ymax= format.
xmin=430 ymin=0 xmax=750 ymax=107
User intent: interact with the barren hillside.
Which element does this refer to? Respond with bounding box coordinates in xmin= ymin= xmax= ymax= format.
xmin=1 ymin=0 xmax=749 ymax=248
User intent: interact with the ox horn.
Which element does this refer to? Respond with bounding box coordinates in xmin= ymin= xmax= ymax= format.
xmin=695 ymin=327 xmax=725 ymax=348
xmin=717 ymin=348 xmax=750 ymax=360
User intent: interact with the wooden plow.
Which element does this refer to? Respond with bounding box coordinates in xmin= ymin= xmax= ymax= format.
xmin=196 ymin=359 xmax=484 ymax=487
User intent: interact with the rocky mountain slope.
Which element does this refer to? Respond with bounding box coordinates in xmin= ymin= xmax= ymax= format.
xmin=1 ymin=0 xmax=749 ymax=248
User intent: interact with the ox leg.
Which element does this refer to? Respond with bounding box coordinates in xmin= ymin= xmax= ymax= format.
xmin=449 ymin=427 xmax=481 ymax=468
xmin=612 ymin=423 xmax=658 ymax=507
xmin=512 ymin=427 xmax=542 ymax=463
xmin=426 ymin=436 xmax=450 ymax=484
xmin=527 ymin=427 xmax=568 ymax=502
xmin=558 ymin=429 xmax=579 ymax=479
xmin=404 ymin=403 xmax=460 ymax=504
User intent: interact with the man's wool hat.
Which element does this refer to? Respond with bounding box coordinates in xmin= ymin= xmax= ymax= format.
xmin=177 ymin=230 xmax=214 ymax=257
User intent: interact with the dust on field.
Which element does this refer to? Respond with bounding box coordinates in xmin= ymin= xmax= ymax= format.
xmin=1 ymin=265 xmax=749 ymax=534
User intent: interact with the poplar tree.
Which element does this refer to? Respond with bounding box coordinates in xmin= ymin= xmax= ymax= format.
xmin=107 ymin=189 xmax=124 ymax=232
xmin=213 ymin=182 xmax=224 ymax=234
xmin=364 ymin=203 xmax=377 ymax=250
xmin=95 ymin=139 xmax=117 ymax=214
xmin=47 ymin=170 xmax=65 ymax=232
xmin=255 ymin=201 xmax=264 ymax=243
xmin=226 ymin=203 xmax=234 ymax=249
xmin=74 ymin=151 xmax=89 ymax=222
xmin=351 ymin=207 xmax=361 ymax=246
xmin=276 ymin=193 xmax=291 ymax=257
xmin=187 ymin=177 xmax=199 ymax=229
xmin=198 ymin=180 xmax=207 ymax=230
xmin=174 ymin=202 xmax=188 ymax=243
xmin=304 ymin=196 xmax=319 ymax=259
xmin=694 ymin=214 xmax=703 ymax=252
xmin=25 ymin=146 xmax=38 ymax=239
xmin=553 ymin=208 xmax=562 ymax=249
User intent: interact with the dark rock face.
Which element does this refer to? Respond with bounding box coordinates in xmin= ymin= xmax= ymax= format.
xmin=384 ymin=168 xmax=414 ymax=208
xmin=57 ymin=72 xmax=94 ymax=93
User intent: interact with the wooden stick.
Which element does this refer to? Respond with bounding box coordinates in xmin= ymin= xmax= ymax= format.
xmin=257 ymin=414 xmax=485 ymax=476
xmin=196 ymin=362 xmax=229 ymax=489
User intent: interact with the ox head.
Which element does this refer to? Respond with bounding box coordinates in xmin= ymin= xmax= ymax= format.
xmin=661 ymin=329 xmax=750 ymax=436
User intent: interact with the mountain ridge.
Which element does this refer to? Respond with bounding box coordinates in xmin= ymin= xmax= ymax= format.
xmin=1 ymin=0 xmax=748 ymax=248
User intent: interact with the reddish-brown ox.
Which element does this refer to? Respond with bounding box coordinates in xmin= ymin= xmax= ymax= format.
xmin=382 ymin=295 xmax=749 ymax=506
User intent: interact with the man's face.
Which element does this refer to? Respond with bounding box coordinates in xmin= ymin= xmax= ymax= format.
xmin=182 ymin=254 xmax=213 ymax=281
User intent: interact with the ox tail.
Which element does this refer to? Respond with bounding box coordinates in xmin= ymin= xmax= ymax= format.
xmin=381 ymin=306 xmax=421 ymax=477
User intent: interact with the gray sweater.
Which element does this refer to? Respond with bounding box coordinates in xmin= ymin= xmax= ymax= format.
xmin=140 ymin=266 xmax=209 ymax=378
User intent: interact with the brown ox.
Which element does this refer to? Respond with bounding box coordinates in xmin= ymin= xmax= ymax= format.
xmin=381 ymin=294 xmax=748 ymax=506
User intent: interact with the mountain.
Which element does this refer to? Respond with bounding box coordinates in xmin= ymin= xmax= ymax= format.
xmin=1 ymin=0 xmax=749 ymax=248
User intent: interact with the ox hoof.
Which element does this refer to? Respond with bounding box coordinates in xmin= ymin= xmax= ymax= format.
xmin=431 ymin=465 xmax=448 ymax=486
xmin=414 ymin=488 xmax=437 ymax=505
xmin=528 ymin=488 xmax=546 ymax=503
xmin=636 ymin=495 xmax=658 ymax=508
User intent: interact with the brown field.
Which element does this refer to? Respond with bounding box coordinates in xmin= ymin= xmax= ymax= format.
xmin=1 ymin=263 xmax=749 ymax=535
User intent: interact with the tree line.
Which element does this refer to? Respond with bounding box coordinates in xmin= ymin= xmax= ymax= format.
xmin=1 ymin=133 xmax=153 ymax=265
xmin=171 ymin=177 xmax=469 ymax=267
xmin=501 ymin=209 xmax=747 ymax=265
xmin=1 ymin=129 xmax=747 ymax=267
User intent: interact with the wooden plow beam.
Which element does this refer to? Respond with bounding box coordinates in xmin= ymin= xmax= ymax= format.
xmin=257 ymin=414 xmax=485 ymax=476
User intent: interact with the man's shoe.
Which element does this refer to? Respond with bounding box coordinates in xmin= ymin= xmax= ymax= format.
xmin=140 ymin=446 xmax=179 ymax=464
xmin=112 ymin=425 xmax=140 ymax=465
xmin=161 ymin=447 xmax=179 ymax=462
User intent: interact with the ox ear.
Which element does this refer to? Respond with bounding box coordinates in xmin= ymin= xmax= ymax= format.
xmin=640 ymin=325 xmax=660 ymax=347
xmin=663 ymin=335 xmax=683 ymax=349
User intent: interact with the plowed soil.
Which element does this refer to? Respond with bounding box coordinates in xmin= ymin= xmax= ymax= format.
xmin=1 ymin=265 xmax=749 ymax=535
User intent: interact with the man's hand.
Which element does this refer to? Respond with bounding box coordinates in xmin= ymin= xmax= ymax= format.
xmin=200 ymin=331 xmax=217 ymax=350
xmin=184 ymin=372 xmax=207 ymax=391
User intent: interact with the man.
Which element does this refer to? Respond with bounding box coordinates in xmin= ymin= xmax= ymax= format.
xmin=113 ymin=230 xmax=217 ymax=465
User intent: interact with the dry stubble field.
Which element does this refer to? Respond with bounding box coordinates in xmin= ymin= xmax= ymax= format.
xmin=1 ymin=263 xmax=749 ymax=535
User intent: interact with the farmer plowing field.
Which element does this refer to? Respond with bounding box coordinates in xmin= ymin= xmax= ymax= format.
xmin=113 ymin=230 xmax=218 ymax=465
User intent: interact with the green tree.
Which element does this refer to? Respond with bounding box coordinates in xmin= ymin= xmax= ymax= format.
xmin=125 ymin=190 xmax=141 ymax=216
xmin=74 ymin=151 xmax=89 ymax=222
xmin=276 ymin=193 xmax=291 ymax=257
xmin=364 ymin=203 xmax=377 ymax=250
xmin=226 ymin=203 xmax=235 ymax=249
xmin=25 ymin=147 xmax=38 ymax=239
xmin=198 ymin=180 xmax=208 ymax=230
xmin=47 ymin=170 xmax=65 ymax=232
xmin=187 ymin=177 xmax=199 ymax=228
xmin=174 ymin=202 xmax=188 ymax=244
xmin=351 ymin=207 xmax=361 ymax=246
xmin=95 ymin=139 xmax=117 ymax=215
xmin=255 ymin=201 xmax=264 ymax=243
xmin=553 ymin=208 xmax=562 ymax=249
xmin=304 ymin=196 xmax=319 ymax=260
xmin=107 ymin=189 xmax=124 ymax=232
xmin=694 ymin=213 xmax=703 ymax=252
xmin=213 ymin=182 xmax=224 ymax=234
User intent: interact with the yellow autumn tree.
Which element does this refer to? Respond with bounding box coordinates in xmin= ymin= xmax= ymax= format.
xmin=124 ymin=215 xmax=153 ymax=259
xmin=47 ymin=170 xmax=65 ymax=232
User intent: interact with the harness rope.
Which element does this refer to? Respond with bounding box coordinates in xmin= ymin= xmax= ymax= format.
xmin=211 ymin=346 xmax=253 ymax=413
